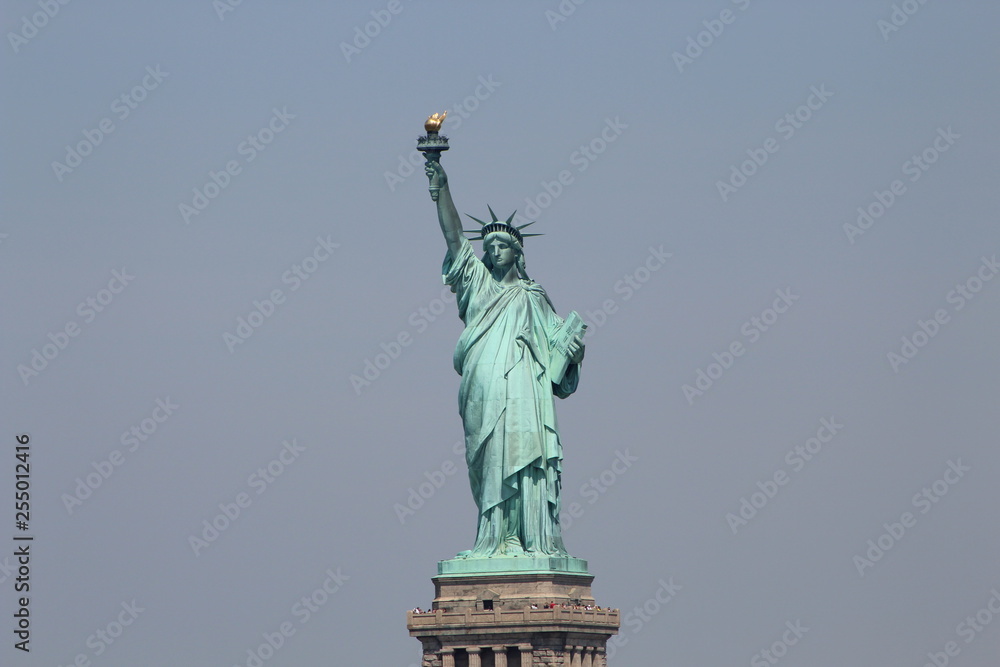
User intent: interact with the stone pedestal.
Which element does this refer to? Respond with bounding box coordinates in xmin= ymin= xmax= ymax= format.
xmin=408 ymin=559 xmax=618 ymax=667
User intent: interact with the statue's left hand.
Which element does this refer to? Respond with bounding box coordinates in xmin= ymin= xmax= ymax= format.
xmin=568 ymin=335 xmax=585 ymax=364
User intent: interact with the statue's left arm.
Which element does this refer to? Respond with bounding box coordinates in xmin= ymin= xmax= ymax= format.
xmin=568 ymin=336 xmax=585 ymax=365
xmin=549 ymin=307 xmax=584 ymax=398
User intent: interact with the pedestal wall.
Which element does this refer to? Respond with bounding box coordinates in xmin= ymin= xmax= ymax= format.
xmin=408 ymin=568 xmax=618 ymax=667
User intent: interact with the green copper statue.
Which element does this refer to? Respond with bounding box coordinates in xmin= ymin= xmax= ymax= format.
xmin=420 ymin=115 xmax=586 ymax=558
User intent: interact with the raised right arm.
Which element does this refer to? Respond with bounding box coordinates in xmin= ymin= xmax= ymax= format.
xmin=425 ymin=160 xmax=464 ymax=257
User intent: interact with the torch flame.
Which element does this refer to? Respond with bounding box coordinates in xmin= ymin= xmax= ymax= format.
xmin=424 ymin=111 xmax=448 ymax=133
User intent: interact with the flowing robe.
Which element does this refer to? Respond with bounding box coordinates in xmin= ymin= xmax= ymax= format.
xmin=443 ymin=239 xmax=579 ymax=556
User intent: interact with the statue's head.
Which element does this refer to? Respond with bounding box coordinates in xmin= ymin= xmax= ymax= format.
xmin=466 ymin=206 xmax=541 ymax=280
xmin=483 ymin=231 xmax=522 ymax=270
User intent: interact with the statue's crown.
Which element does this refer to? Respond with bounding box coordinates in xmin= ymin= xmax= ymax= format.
xmin=464 ymin=206 xmax=542 ymax=247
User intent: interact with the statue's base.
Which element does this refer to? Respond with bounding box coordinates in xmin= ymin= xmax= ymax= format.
xmin=434 ymin=563 xmax=594 ymax=611
xmin=409 ymin=565 xmax=618 ymax=666
xmin=437 ymin=554 xmax=589 ymax=576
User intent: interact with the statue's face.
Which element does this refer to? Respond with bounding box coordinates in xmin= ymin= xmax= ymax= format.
xmin=486 ymin=238 xmax=517 ymax=269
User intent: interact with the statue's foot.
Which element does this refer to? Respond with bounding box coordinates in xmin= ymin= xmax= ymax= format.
xmin=455 ymin=550 xmax=472 ymax=558
xmin=501 ymin=537 xmax=526 ymax=556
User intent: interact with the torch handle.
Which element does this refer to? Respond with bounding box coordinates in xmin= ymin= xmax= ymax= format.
xmin=424 ymin=150 xmax=443 ymax=200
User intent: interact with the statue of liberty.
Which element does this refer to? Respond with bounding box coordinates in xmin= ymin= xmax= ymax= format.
xmin=421 ymin=116 xmax=586 ymax=558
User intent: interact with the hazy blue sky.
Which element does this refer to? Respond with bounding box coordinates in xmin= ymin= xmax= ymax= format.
xmin=3 ymin=2 xmax=999 ymax=666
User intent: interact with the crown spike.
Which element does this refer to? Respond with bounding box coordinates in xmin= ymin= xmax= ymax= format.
xmin=464 ymin=207 xmax=543 ymax=246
